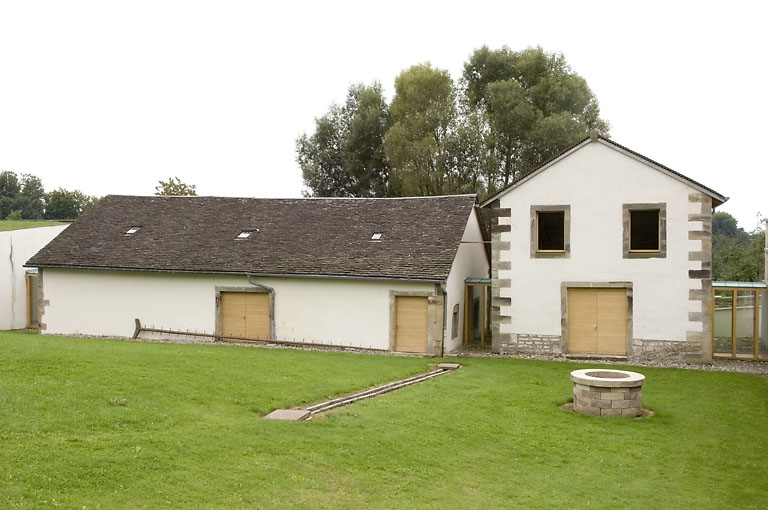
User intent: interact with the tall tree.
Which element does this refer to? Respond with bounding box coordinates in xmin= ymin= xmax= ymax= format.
xmin=296 ymin=46 xmax=609 ymax=201
xmin=155 ymin=177 xmax=197 ymax=196
xmin=462 ymin=46 xmax=609 ymax=194
xmin=0 ymin=170 xmax=22 ymax=219
xmin=297 ymin=82 xmax=390 ymax=197
xmin=18 ymin=174 xmax=46 ymax=219
xmin=0 ymin=171 xmax=45 ymax=219
xmin=45 ymin=188 xmax=97 ymax=220
xmin=712 ymin=211 xmax=765 ymax=281
xmin=384 ymin=63 xmax=458 ymax=196
xmin=0 ymin=170 xmax=21 ymax=198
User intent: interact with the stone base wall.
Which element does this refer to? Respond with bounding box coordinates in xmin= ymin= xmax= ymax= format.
xmin=631 ymin=338 xmax=704 ymax=363
xmin=498 ymin=333 xmax=707 ymax=363
xmin=499 ymin=334 xmax=562 ymax=356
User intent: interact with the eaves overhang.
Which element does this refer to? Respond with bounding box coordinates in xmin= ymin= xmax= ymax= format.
xmin=25 ymin=263 xmax=447 ymax=284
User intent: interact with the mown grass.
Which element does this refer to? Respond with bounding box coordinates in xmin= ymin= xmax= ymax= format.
xmin=0 ymin=220 xmax=64 ymax=232
xmin=1 ymin=331 xmax=766 ymax=508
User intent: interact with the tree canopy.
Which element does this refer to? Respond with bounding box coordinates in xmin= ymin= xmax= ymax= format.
xmin=44 ymin=188 xmax=98 ymax=220
xmin=0 ymin=170 xmax=97 ymax=220
xmin=155 ymin=177 xmax=197 ymax=196
xmin=297 ymin=82 xmax=390 ymax=197
xmin=384 ymin=63 xmax=467 ymax=196
xmin=712 ymin=211 xmax=765 ymax=282
xmin=297 ymin=46 xmax=609 ymax=200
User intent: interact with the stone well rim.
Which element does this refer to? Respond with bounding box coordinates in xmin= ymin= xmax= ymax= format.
xmin=570 ymin=368 xmax=645 ymax=388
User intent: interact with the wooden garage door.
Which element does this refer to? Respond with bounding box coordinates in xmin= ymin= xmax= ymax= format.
xmin=567 ymin=288 xmax=627 ymax=355
xmin=395 ymin=296 xmax=428 ymax=353
xmin=221 ymin=292 xmax=270 ymax=340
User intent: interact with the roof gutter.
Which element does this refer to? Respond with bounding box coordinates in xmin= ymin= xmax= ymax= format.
xmin=25 ymin=264 xmax=446 ymax=284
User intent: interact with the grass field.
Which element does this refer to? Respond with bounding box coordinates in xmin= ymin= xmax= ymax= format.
xmin=2 ymin=331 xmax=766 ymax=509
xmin=0 ymin=220 xmax=64 ymax=232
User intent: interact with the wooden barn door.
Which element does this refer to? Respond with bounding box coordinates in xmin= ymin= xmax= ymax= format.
xmin=395 ymin=296 xmax=428 ymax=353
xmin=567 ymin=288 xmax=627 ymax=356
xmin=221 ymin=292 xmax=270 ymax=340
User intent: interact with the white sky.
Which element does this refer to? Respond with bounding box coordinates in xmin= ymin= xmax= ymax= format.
xmin=1 ymin=0 xmax=765 ymax=230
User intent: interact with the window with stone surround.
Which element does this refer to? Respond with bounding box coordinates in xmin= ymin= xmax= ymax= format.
xmin=531 ymin=205 xmax=570 ymax=258
xmin=623 ymin=203 xmax=666 ymax=258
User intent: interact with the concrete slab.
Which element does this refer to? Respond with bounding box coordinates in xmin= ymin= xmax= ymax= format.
xmin=437 ymin=363 xmax=461 ymax=370
xmin=263 ymin=409 xmax=311 ymax=421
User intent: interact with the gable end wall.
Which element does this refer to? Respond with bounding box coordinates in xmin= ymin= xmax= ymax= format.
xmin=488 ymin=143 xmax=717 ymax=363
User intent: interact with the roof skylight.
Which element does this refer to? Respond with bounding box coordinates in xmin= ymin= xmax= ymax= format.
xmin=124 ymin=226 xmax=141 ymax=236
xmin=236 ymin=230 xmax=257 ymax=240
xmin=370 ymin=232 xmax=383 ymax=241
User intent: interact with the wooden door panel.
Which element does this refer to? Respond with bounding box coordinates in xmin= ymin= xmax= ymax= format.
xmin=567 ymin=288 xmax=597 ymax=354
xmin=244 ymin=292 xmax=270 ymax=339
xmin=221 ymin=292 xmax=246 ymax=338
xmin=568 ymin=288 xmax=627 ymax=355
xmin=596 ymin=289 xmax=628 ymax=355
xmin=221 ymin=292 xmax=270 ymax=340
xmin=395 ymin=296 xmax=428 ymax=353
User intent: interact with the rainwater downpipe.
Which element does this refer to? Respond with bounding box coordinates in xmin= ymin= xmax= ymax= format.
xmin=247 ymin=274 xmax=275 ymax=340
xmin=440 ymin=281 xmax=447 ymax=358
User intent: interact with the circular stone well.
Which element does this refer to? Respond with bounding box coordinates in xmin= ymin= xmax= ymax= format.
xmin=570 ymin=369 xmax=645 ymax=417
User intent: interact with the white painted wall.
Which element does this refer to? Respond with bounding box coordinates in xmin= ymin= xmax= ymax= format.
xmin=443 ymin=209 xmax=490 ymax=352
xmin=0 ymin=224 xmax=68 ymax=330
xmin=496 ymin=142 xmax=705 ymax=343
xmin=39 ymin=269 xmax=436 ymax=350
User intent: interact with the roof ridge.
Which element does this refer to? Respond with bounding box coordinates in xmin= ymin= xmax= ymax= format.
xmin=105 ymin=194 xmax=478 ymax=201
xmin=481 ymin=136 xmax=726 ymax=207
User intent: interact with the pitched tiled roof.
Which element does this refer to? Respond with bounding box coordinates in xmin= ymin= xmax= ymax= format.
xmin=26 ymin=194 xmax=479 ymax=282
xmin=480 ymin=135 xmax=728 ymax=208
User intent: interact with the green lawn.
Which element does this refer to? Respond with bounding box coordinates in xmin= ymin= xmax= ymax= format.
xmin=2 ymin=331 xmax=766 ymax=509
xmin=0 ymin=220 xmax=64 ymax=232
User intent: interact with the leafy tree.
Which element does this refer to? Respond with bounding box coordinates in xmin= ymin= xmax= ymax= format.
xmin=713 ymin=211 xmax=742 ymax=238
xmin=18 ymin=174 xmax=46 ymax=219
xmin=0 ymin=170 xmax=21 ymax=198
xmin=44 ymin=188 xmax=97 ymax=220
xmin=0 ymin=171 xmax=45 ymax=219
xmin=155 ymin=177 xmax=197 ymax=196
xmin=297 ymin=46 xmax=608 ymax=201
xmin=384 ymin=63 xmax=481 ymax=196
xmin=297 ymin=82 xmax=391 ymax=197
xmin=462 ymin=46 xmax=609 ymax=193
xmin=712 ymin=211 xmax=765 ymax=281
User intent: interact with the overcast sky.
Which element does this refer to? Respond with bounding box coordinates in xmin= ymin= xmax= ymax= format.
xmin=1 ymin=1 xmax=765 ymax=230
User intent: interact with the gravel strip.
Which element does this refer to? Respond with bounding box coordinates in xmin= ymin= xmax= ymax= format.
xmin=457 ymin=351 xmax=768 ymax=375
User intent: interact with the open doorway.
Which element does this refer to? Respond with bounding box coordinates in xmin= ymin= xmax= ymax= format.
xmin=464 ymin=278 xmax=491 ymax=348
xmin=26 ymin=270 xmax=39 ymax=329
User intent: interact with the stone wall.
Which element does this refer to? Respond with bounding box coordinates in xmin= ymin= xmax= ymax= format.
xmin=686 ymin=191 xmax=714 ymax=362
xmin=489 ymin=200 xmax=512 ymax=354
xmin=499 ymin=333 xmax=561 ymax=355
xmin=631 ymin=338 xmax=703 ymax=363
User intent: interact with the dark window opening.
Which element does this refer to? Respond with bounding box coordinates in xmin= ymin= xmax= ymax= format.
xmin=537 ymin=211 xmax=565 ymax=251
xmin=629 ymin=210 xmax=660 ymax=251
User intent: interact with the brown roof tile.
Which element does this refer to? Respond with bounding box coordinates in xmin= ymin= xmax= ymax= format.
xmin=26 ymin=194 xmax=479 ymax=281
